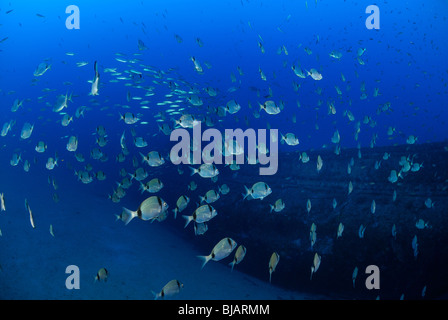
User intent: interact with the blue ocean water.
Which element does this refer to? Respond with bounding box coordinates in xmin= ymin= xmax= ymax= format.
xmin=0 ymin=0 xmax=448 ymax=300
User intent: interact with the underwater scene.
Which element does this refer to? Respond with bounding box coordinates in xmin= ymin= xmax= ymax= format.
xmin=1 ymin=0 xmax=448 ymax=301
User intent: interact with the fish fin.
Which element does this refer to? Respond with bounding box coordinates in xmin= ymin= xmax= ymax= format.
xmin=197 ymin=255 xmax=211 ymax=269
xmin=121 ymin=207 xmax=136 ymax=226
xmin=151 ymin=290 xmax=159 ymax=300
xmin=182 ymin=215 xmax=193 ymax=228
xmin=229 ymin=261 xmax=235 ymax=272
xmin=242 ymin=185 xmax=251 ymax=200
xmin=189 ymin=166 xmax=197 ymax=176
xmin=173 ymin=208 xmax=178 ymax=219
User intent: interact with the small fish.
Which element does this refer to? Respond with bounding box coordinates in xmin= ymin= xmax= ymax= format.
xmin=139 ymin=178 xmax=163 ymax=193
xmin=218 ymin=184 xmax=230 ymax=195
xmin=337 ymin=222 xmax=344 ymax=238
xmin=89 ymin=61 xmax=100 ymax=96
xmin=229 ymin=245 xmax=246 ymax=272
xmin=197 ymin=237 xmax=237 ymax=269
xmin=424 ymin=198 xmax=434 ymax=209
xmin=121 ymin=196 xmax=169 ymax=225
xmin=307 ymin=68 xmax=323 ymax=80
xmin=35 ymin=141 xmax=47 ymax=153
xmin=194 ymin=222 xmax=208 ymax=236
xmin=416 ymin=219 xmax=431 ymax=230
xmin=25 ymin=199 xmax=35 ymax=229
xmin=243 ymin=182 xmax=272 ymax=200
xmin=306 ymin=199 xmax=312 ymax=214
xmin=34 ymin=62 xmax=51 ymax=76
xmin=317 ymin=155 xmax=323 ymax=172
xmin=310 ymin=253 xmax=321 ymax=280
xmin=49 ymin=224 xmax=55 ymax=237
xmin=141 ymin=151 xmax=165 ymax=167
xmin=94 ymin=268 xmax=108 ymax=282
xmin=190 ymin=163 xmax=219 ymax=178
xmin=371 ymin=200 xmax=376 ymax=214
xmin=268 ymin=252 xmax=280 ymax=283
xmin=270 ymin=199 xmax=285 ymax=213
xmin=183 ymin=204 xmax=217 ymax=228
xmin=412 ymin=235 xmax=418 ymax=259
xmin=359 ymin=225 xmax=366 ymax=238
xmin=259 ymin=100 xmax=280 ymax=115
xmin=199 ymin=190 xmax=220 ymax=204
xmin=152 ymin=279 xmax=184 ymax=300
xmin=281 ymin=133 xmax=299 ymax=146
xmin=173 ymin=196 xmax=190 ymax=219
xmin=0 ymin=193 xmax=5 ymax=211
xmin=352 ymin=267 xmax=358 ymax=288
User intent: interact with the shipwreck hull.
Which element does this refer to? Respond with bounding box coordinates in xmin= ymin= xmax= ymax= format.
xmin=169 ymin=141 xmax=448 ymax=299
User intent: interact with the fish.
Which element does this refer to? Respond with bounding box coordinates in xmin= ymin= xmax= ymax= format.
xmin=310 ymin=253 xmax=321 ymax=280
xmin=197 ymin=237 xmax=237 ymax=269
xmin=337 ymin=222 xmax=344 ymax=238
xmin=412 ymin=235 xmax=419 ymax=259
xmin=243 ymin=182 xmax=272 ymax=200
xmin=34 ymin=62 xmax=51 ymax=76
xmin=260 ymin=100 xmax=280 ymax=115
xmin=49 ymin=224 xmax=55 ymax=237
xmin=190 ymin=56 xmax=203 ymax=73
xmin=66 ymin=136 xmax=78 ymax=152
xmin=20 ymin=123 xmax=34 ymax=140
xmin=35 ymin=141 xmax=47 ymax=153
xmin=152 ymin=279 xmax=184 ymax=300
xmin=94 ymin=268 xmax=108 ymax=282
xmin=141 ymin=151 xmax=165 ymax=167
xmin=190 ymin=164 xmax=219 ymax=178
xmin=307 ymin=68 xmax=323 ymax=80
xmin=270 ymin=199 xmax=285 ymax=213
xmin=352 ymin=267 xmax=358 ymax=288
xmin=225 ymin=100 xmax=241 ymax=114
xmin=173 ymin=195 xmax=190 ymax=219
xmin=89 ymin=61 xmax=100 ymax=96
xmin=0 ymin=193 xmax=5 ymax=211
xmin=317 ymin=155 xmax=323 ymax=172
xmin=194 ymin=222 xmax=208 ymax=236
xmin=120 ymin=112 xmax=140 ymax=124
xmin=139 ymin=178 xmax=163 ymax=193
xmin=268 ymin=252 xmax=280 ymax=283
xmin=229 ymin=245 xmax=246 ymax=272
xmin=25 ymin=199 xmax=35 ymax=229
xmin=281 ymin=133 xmax=299 ymax=146
xmin=183 ymin=204 xmax=217 ymax=228
xmin=424 ymin=198 xmax=434 ymax=209
xmin=121 ymin=196 xmax=169 ymax=225
xmin=199 ymin=190 xmax=220 ymax=204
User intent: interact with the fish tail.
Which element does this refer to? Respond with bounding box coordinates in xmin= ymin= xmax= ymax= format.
xmin=229 ymin=260 xmax=235 ymax=272
xmin=189 ymin=166 xmax=197 ymax=176
xmin=173 ymin=207 xmax=178 ymax=219
xmin=182 ymin=215 xmax=193 ymax=228
xmin=199 ymin=196 xmax=205 ymax=204
xmin=269 ymin=271 xmax=272 ymax=283
xmin=139 ymin=182 xmax=145 ymax=194
xmin=121 ymin=207 xmax=136 ymax=226
xmin=270 ymin=205 xmax=274 ymax=213
xmin=242 ymin=185 xmax=251 ymax=200
xmin=197 ymin=254 xmax=211 ymax=269
xmin=151 ymin=290 xmax=159 ymax=300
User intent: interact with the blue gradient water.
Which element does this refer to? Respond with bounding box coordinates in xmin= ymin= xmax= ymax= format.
xmin=0 ymin=0 xmax=447 ymax=300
